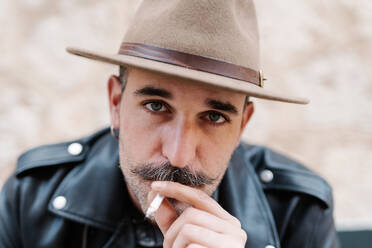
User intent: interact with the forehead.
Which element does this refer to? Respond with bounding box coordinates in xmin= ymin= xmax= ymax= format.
xmin=126 ymin=68 xmax=244 ymax=101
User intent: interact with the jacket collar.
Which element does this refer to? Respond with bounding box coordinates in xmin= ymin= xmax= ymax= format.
xmin=48 ymin=131 xmax=129 ymax=232
xmin=48 ymin=130 xmax=280 ymax=246
xmin=220 ymin=145 xmax=280 ymax=247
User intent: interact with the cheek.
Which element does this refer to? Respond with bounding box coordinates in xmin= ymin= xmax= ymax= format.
xmin=200 ymin=140 xmax=237 ymax=178
xmin=119 ymin=103 xmax=162 ymax=162
xmin=199 ymin=124 xmax=242 ymax=175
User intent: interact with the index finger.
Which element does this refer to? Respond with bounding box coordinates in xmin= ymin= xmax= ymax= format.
xmin=151 ymin=181 xmax=238 ymax=225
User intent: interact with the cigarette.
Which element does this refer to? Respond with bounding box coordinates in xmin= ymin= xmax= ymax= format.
xmin=145 ymin=193 xmax=164 ymax=218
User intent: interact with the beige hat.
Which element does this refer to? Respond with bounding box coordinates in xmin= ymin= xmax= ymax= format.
xmin=67 ymin=0 xmax=309 ymax=104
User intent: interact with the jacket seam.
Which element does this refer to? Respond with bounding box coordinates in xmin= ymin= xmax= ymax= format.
xmin=102 ymin=219 xmax=132 ymax=248
xmin=19 ymin=155 xmax=83 ymax=166
xmin=265 ymin=184 xmax=328 ymax=198
xmin=49 ymin=207 xmax=120 ymax=232
xmin=81 ymin=224 xmax=89 ymax=248
xmin=268 ymin=168 xmax=331 ymax=193
xmin=16 ymin=158 xmax=84 ymax=175
xmin=245 ymin=151 xmax=281 ymax=247
xmin=63 ymin=207 xmax=121 ymax=228
xmin=264 ymin=184 xmax=330 ymax=207
xmin=305 ymin=205 xmax=322 ymax=248
xmin=279 ymin=196 xmax=300 ymax=241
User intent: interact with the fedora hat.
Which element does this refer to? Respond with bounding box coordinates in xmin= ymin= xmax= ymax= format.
xmin=67 ymin=0 xmax=309 ymax=104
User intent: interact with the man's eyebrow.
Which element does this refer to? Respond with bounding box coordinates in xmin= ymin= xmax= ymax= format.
xmin=205 ymin=98 xmax=238 ymax=115
xmin=134 ymin=86 xmax=173 ymax=99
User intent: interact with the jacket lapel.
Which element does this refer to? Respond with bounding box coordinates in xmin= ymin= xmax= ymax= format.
xmin=218 ymin=145 xmax=281 ymax=248
xmin=48 ymin=133 xmax=128 ymax=232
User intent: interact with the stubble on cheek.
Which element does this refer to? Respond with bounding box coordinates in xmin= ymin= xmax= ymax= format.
xmin=118 ymin=152 xmax=152 ymax=214
xmin=116 ymin=131 xmax=151 ymax=213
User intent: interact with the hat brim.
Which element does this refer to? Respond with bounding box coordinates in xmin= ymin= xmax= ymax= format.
xmin=66 ymin=47 xmax=309 ymax=104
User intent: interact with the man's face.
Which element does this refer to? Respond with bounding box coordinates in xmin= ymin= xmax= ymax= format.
xmin=108 ymin=68 xmax=253 ymax=216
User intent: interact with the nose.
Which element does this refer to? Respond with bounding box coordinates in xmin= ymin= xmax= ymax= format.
xmin=162 ymin=117 xmax=199 ymax=168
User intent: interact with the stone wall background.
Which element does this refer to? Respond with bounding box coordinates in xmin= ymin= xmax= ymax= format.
xmin=1 ymin=0 xmax=371 ymax=228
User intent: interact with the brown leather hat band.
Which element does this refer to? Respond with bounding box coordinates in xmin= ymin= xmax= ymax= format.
xmin=119 ymin=42 xmax=262 ymax=87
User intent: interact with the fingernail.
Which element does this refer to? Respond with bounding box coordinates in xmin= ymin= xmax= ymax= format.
xmin=152 ymin=181 xmax=166 ymax=189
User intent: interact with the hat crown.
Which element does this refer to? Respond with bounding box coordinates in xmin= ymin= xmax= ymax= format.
xmin=123 ymin=0 xmax=260 ymax=70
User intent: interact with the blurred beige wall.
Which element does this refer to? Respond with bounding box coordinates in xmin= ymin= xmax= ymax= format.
xmin=1 ymin=0 xmax=371 ymax=227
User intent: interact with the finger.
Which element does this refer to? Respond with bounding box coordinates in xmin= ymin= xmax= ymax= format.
xmin=164 ymin=207 xmax=240 ymax=248
xmin=172 ymin=224 xmax=241 ymax=248
xmin=153 ymin=197 xmax=178 ymax=235
xmin=151 ymin=181 xmax=238 ymax=225
xmin=186 ymin=244 xmax=207 ymax=248
xmin=147 ymin=191 xmax=178 ymax=235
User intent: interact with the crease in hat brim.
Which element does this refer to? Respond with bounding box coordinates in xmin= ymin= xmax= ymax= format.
xmin=66 ymin=47 xmax=309 ymax=105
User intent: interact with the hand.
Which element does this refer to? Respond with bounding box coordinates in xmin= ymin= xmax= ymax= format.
xmin=149 ymin=181 xmax=247 ymax=248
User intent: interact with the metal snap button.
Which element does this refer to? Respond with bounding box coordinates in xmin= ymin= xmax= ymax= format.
xmin=67 ymin=142 xmax=83 ymax=156
xmin=53 ymin=196 xmax=67 ymax=210
xmin=265 ymin=245 xmax=276 ymax=248
xmin=260 ymin=169 xmax=274 ymax=183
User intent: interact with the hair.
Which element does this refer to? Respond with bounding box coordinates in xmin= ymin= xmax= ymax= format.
xmin=118 ymin=66 xmax=129 ymax=92
xmin=118 ymin=66 xmax=250 ymax=107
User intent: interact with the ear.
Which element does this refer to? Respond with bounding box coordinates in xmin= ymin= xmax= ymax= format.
xmin=235 ymin=101 xmax=254 ymax=147
xmin=107 ymin=75 xmax=122 ymax=129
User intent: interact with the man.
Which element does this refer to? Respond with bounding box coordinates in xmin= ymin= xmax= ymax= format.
xmin=0 ymin=0 xmax=339 ymax=247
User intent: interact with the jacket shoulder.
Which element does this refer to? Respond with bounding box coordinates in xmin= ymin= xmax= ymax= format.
xmin=15 ymin=127 xmax=110 ymax=176
xmin=239 ymin=143 xmax=333 ymax=208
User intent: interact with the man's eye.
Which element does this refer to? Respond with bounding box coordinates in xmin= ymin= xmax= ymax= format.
xmin=144 ymin=102 xmax=166 ymax=112
xmin=206 ymin=112 xmax=226 ymax=124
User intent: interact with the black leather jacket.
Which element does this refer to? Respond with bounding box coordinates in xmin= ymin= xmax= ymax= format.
xmin=0 ymin=128 xmax=339 ymax=247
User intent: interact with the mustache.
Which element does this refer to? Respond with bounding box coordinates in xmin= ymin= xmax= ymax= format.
xmin=130 ymin=162 xmax=216 ymax=187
